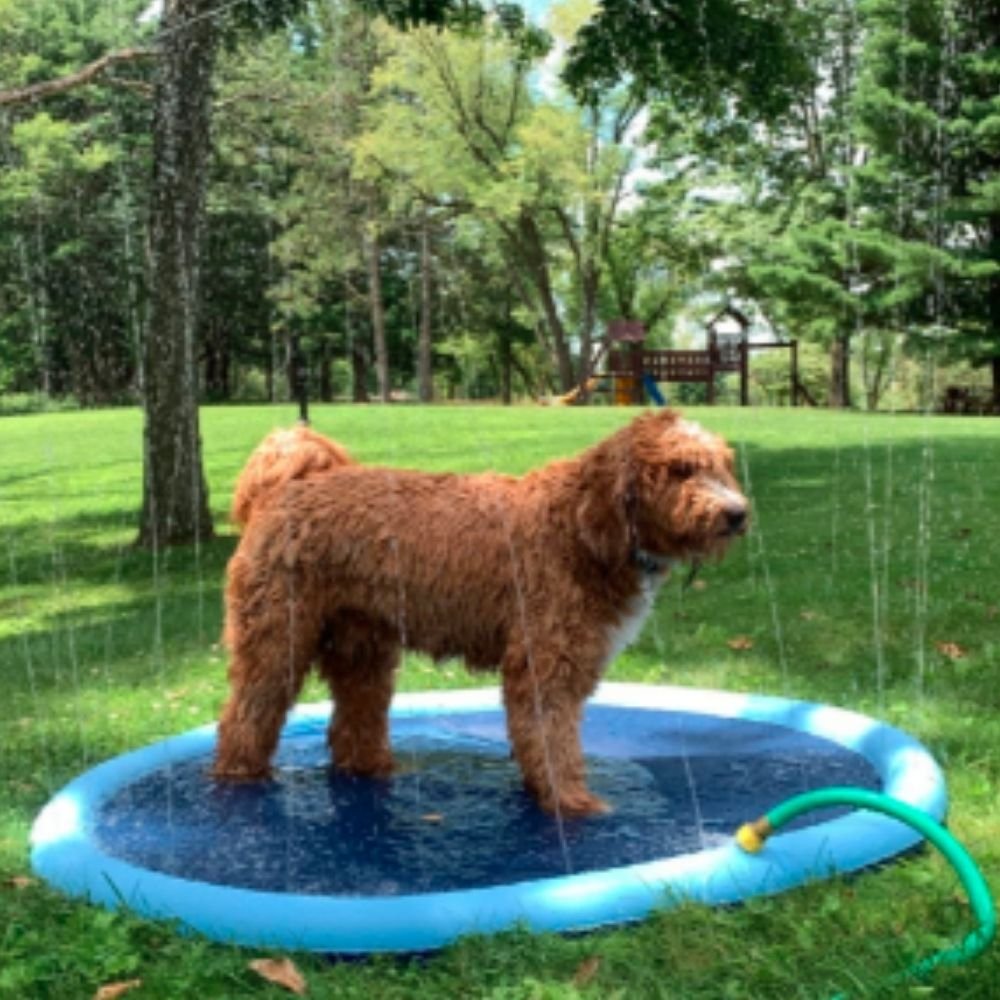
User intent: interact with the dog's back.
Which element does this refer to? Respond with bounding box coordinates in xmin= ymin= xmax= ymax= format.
xmin=243 ymin=465 xmax=525 ymax=669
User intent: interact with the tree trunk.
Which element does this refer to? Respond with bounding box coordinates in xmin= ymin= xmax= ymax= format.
xmin=498 ymin=324 xmax=513 ymax=405
xmin=829 ymin=333 xmax=851 ymax=409
xmin=203 ymin=321 xmax=230 ymax=401
xmin=578 ymin=262 xmax=600 ymax=388
xmin=286 ymin=333 xmax=308 ymax=421
xmin=516 ymin=213 xmax=575 ymax=392
xmin=351 ymin=339 xmax=371 ymax=402
xmin=345 ymin=274 xmax=370 ymax=402
xmin=264 ymin=351 xmax=274 ymax=402
xmin=318 ymin=337 xmax=333 ymax=402
xmin=17 ymin=230 xmax=51 ymax=396
xmin=137 ymin=0 xmax=215 ymax=548
xmin=861 ymin=333 xmax=890 ymax=412
xmin=365 ymin=217 xmax=390 ymax=402
xmin=991 ymin=240 xmax=1000 ymax=410
xmin=417 ymin=215 xmax=434 ymax=403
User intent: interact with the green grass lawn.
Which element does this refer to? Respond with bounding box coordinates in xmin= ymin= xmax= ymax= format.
xmin=1 ymin=403 xmax=998 ymax=998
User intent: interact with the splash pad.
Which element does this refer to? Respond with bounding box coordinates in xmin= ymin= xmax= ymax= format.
xmin=31 ymin=683 xmax=946 ymax=953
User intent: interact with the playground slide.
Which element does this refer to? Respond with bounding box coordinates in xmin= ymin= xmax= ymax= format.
xmin=641 ymin=372 xmax=667 ymax=406
xmin=549 ymin=377 xmax=599 ymax=406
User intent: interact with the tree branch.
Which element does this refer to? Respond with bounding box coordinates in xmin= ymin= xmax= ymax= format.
xmin=0 ymin=47 xmax=155 ymax=108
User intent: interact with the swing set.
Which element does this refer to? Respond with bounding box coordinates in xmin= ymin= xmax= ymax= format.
xmin=599 ymin=310 xmax=810 ymax=407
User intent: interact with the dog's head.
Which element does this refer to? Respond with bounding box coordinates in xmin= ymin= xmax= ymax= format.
xmin=577 ymin=410 xmax=749 ymax=569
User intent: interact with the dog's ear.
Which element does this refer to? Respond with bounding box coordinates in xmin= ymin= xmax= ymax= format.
xmin=577 ymin=483 xmax=630 ymax=569
xmin=575 ymin=431 xmax=634 ymax=569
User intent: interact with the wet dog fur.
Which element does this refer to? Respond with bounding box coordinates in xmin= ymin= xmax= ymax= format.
xmin=215 ymin=410 xmax=748 ymax=817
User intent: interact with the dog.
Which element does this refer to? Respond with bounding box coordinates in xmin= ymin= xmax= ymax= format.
xmin=214 ymin=410 xmax=748 ymax=817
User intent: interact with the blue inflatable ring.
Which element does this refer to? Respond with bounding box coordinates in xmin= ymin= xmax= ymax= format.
xmin=31 ymin=683 xmax=946 ymax=953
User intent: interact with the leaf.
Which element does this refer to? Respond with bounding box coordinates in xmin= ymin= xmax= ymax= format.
xmin=799 ymin=610 xmax=818 ymax=621
xmin=94 ymin=981 xmax=142 ymax=1000
xmin=690 ymin=579 xmax=708 ymax=592
xmin=249 ymin=958 xmax=307 ymax=995
xmin=571 ymin=955 xmax=602 ymax=987
xmin=5 ymin=875 xmax=37 ymax=889
xmin=420 ymin=813 xmax=445 ymax=823
xmin=935 ymin=641 xmax=967 ymax=661
xmin=727 ymin=636 xmax=754 ymax=651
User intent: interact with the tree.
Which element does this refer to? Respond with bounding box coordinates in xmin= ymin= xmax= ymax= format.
xmin=856 ymin=0 xmax=1000 ymax=406
xmin=634 ymin=0 xmax=898 ymax=408
xmin=136 ymin=0 xmax=218 ymax=547
xmin=565 ymin=0 xmax=867 ymax=405
xmin=563 ymin=0 xmax=813 ymax=120
xmin=0 ymin=0 xmax=152 ymax=402
xmin=353 ymin=12 xmax=642 ymax=391
xmin=417 ymin=209 xmax=434 ymax=401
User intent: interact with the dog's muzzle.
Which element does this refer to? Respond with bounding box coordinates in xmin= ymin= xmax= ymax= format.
xmin=724 ymin=505 xmax=748 ymax=537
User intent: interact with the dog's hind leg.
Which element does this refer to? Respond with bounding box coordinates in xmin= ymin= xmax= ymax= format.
xmin=214 ymin=647 xmax=314 ymax=780
xmin=318 ymin=614 xmax=399 ymax=778
xmin=501 ymin=649 xmax=608 ymax=817
xmin=214 ymin=567 xmax=321 ymax=781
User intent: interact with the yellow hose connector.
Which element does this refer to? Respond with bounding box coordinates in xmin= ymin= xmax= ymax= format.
xmin=735 ymin=817 xmax=773 ymax=854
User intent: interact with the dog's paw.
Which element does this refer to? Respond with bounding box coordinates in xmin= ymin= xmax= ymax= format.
xmin=211 ymin=761 xmax=272 ymax=782
xmin=549 ymin=788 xmax=612 ymax=818
xmin=333 ymin=752 xmax=396 ymax=779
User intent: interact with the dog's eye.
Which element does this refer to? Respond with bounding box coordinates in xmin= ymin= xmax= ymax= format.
xmin=668 ymin=462 xmax=695 ymax=480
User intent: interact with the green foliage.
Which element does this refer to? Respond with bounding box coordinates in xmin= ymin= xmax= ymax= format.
xmin=0 ymin=0 xmax=997 ymax=406
xmin=628 ymin=0 xmax=1000 ymax=407
xmin=749 ymin=340 xmax=828 ymax=406
xmin=563 ymin=0 xmax=814 ymax=119
xmin=855 ymin=0 xmax=1000 ymax=375
xmin=352 ymin=14 xmax=652 ymax=387
xmin=0 ymin=0 xmax=150 ymax=402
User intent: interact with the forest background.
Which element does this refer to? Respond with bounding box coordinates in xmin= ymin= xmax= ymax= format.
xmin=1 ymin=0 xmax=997 ymax=417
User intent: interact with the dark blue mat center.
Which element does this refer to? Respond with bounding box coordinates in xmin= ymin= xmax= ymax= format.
xmin=94 ymin=706 xmax=880 ymax=895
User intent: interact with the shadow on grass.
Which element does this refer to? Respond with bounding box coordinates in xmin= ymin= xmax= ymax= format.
xmin=4 ymin=507 xmax=233 ymax=583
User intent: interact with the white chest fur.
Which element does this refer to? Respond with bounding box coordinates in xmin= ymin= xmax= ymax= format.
xmin=601 ymin=570 xmax=668 ymax=670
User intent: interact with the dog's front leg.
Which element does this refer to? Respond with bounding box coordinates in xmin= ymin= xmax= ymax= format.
xmin=501 ymin=651 xmax=609 ymax=817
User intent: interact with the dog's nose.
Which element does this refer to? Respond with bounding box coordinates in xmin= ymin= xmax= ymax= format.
xmin=725 ymin=506 xmax=748 ymax=534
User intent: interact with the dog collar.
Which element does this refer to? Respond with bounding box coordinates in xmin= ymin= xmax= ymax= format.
xmin=633 ymin=549 xmax=674 ymax=576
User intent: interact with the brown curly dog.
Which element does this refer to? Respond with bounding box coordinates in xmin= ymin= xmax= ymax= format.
xmin=215 ymin=410 xmax=748 ymax=817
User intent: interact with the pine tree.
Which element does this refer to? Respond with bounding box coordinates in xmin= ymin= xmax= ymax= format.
xmin=857 ymin=0 xmax=1000 ymax=405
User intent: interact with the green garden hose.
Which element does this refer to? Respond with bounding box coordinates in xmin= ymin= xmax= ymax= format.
xmin=736 ymin=786 xmax=996 ymax=991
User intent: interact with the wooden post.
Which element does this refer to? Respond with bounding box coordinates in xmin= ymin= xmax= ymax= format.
xmin=631 ymin=343 xmax=644 ymax=404
xmin=707 ymin=330 xmax=716 ymax=406
xmin=791 ymin=339 xmax=799 ymax=407
xmin=740 ymin=340 xmax=749 ymax=406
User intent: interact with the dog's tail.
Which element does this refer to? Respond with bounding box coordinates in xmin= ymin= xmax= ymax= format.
xmin=231 ymin=425 xmax=353 ymax=530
